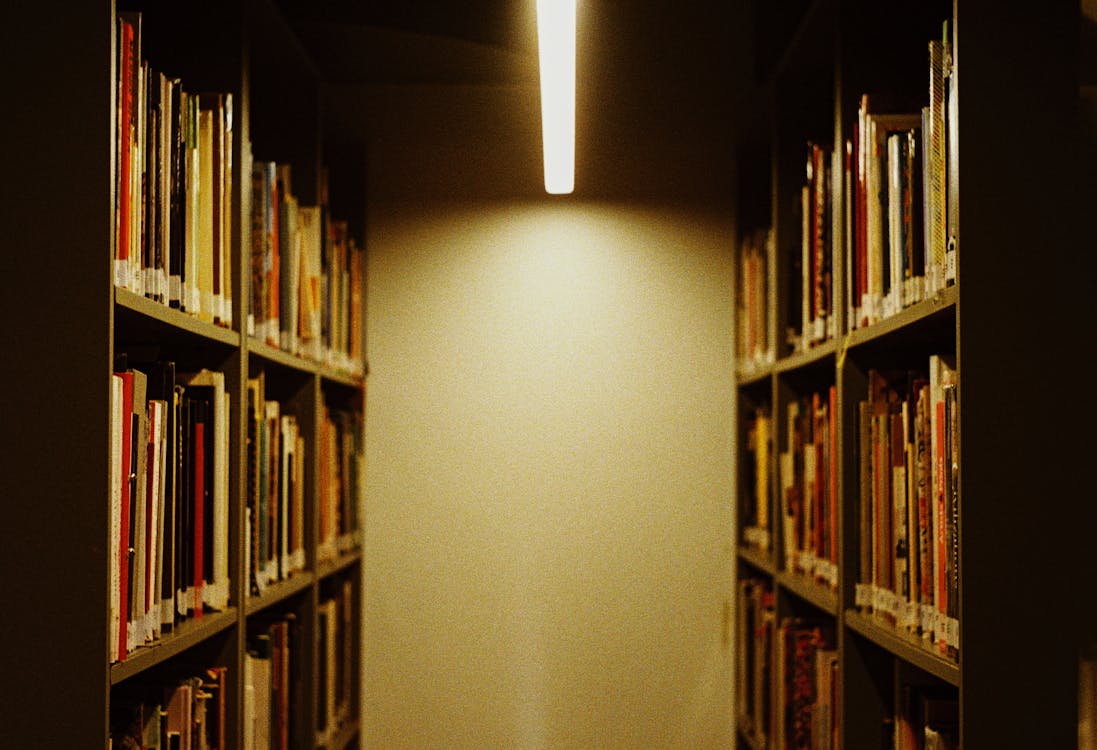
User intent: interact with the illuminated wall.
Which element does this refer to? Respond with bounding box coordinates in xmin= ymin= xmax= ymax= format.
xmin=363 ymin=200 xmax=736 ymax=749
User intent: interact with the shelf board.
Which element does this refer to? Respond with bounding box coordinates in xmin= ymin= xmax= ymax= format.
xmin=737 ymin=545 xmax=776 ymax=576
xmin=320 ymin=365 xmax=365 ymax=390
xmin=114 ymin=287 xmax=240 ymax=348
xmin=778 ymin=570 xmax=839 ymax=615
xmin=843 ymin=285 xmax=958 ymax=352
xmin=736 ymin=361 xmax=773 ymax=386
xmin=844 ymin=609 xmax=960 ymax=686
xmin=317 ymin=548 xmax=362 ymax=580
xmin=110 ymin=608 xmax=238 ymax=685
xmin=247 ymin=337 xmax=320 ymax=375
xmin=321 ymin=718 xmax=360 ymax=750
xmin=245 ymin=572 xmax=315 ymax=616
xmin=775 ymin=337 xmax=837 ymax=375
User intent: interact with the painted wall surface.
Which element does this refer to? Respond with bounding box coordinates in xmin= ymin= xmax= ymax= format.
xmin=363 ymin=201 xmax=735 ymax=749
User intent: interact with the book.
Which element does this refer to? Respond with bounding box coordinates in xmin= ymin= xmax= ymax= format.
xmin=113 ymin=364 xmax=147 ymax=658
xmin=181 ymin=370 xmax=230 ymax=611
xmin=109 ymin=375 xmax=124 ymax=663
xmin=741 ymin=405 xmax=772 ymax=552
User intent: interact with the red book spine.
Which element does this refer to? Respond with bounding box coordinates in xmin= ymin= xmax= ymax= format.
xmin=145 ymin=403 xmax=157 ymax=630
xmin=828 ymin=386 xmax=838 ymax=568
xmin=813 ymin=145 xmax=826 ymax=334
xmin=117 ymin=19 xmax=135 ymax=272
xmin=812 ymin=392 xmax=824 ymax=563
xmin=193 ymin=421 xmax=205 ymax=618
xmin=935 ymin=400 xmax=947 ymax=653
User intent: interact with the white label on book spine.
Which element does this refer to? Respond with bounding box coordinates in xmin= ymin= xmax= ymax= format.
xmin=169 ymin=275 xmax=182 ymax=305
xmin=115 ymin=259 xmax=130 ymax=289
xmin=947 ymin=617 xmax=960 ymax=649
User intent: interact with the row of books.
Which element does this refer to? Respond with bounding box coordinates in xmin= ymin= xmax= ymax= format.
xmin=114 ymin=12 xmax=234 ymax=327
xmin=747 ymin=21 xmax=957 ymax=357
xmin=317 ymin=578 xmax=356 ymax=746
xmin=736 ymin=577 xmax=775 ymax=744
xmin=845 ymin=23 xmax=957 ymax=332
xmin=891 ymin=684 xmax=958 ymax=750
xmin=737 ymin=576 xmax=839 ymax=750
xmin=110 ymin=666 xmax=228 ymax=750
xmin=110 ymin=361 xmax=230 ymax=663
xmin=246 ymin=374 xmax=307 ymax=596
xmin=249 ymin=163 xmax=365 ymax=378
xmin=794 ymin=142 xmax=838 ymax=351
xmin=736 ymin=228 xmax=775 ymax=371
xmin=854 ymin=355 xmax=959 ymax=661
xmin=245 ymin=615 xmax=296 ymax=750
xmin=113 ymin=10 xmax=365 ymax=380
xmin=780 ymin=387 xmax=839 ymax=589
xmin=318 ymin=406 xmax=363 ymax=563
xmin=740 ymin=405 xmax=771 ymax=553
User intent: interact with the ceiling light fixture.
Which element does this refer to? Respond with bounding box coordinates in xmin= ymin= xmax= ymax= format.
xmin=536 ymin=0 xmax=576 ymax=195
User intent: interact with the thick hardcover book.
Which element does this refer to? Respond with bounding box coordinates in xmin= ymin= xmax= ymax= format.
xmin=927 ymin=40 xmax=947 ymax=295
xmin=943 ymin=22 xmax=958 ymax=286
xmin=267 ymin=403 xmax=282 ymax=582
xmin=168 ymin=79 xmax=184 ymax=308
xmin=201 ymin=95 xmax=223 ymax=324
xmin=250 ymin=161 xmax=269 ymax=339
xmin=146 ymin=361 xmax=178 ymax=630
xmin=221 ymin=95 xmax=234 ymax=327
xmin=116 ymin=366 xmax=148 ymax=656
xmin=929 ymin=354 xmax=957 ymax=656
xmin=279 ymin=183 xmax=300 ymax=353
xmin=299 ymin=205 xmax=324 ymax=360
xmin=115 ymin=14 xmax=138 ymax=291
xmin=192 ymin=399 xmax=206 ymax=619
xmin=827 ymin=386 xmax=838 ymax=572
xmin=869 ymin=114 xmax=921 ymax=319
xmin=177 ymin=396 xmax=192 ymax=619
xmin=944 ymin=381 xmax=959 ymax=659
xmin=857 ymin=400 xmax=872 ymax=609
xmin=903 ymin=130 xmax=925 ymax=306
xmin=293 ymin=432 xmax=306 ymax=571
xmin=247 ymin=374 xmax=264 ymax=595
xmin=268 ymin=162 xmax=281 ymax=345
xmin=250 ymin=634 xmax=273 ymax=750
xmin=109 ymin=375 xmax=124 ymax=662
xmin=182 ymin=370 xmax=229 ymax=611
xmin=163 ymin=680 xmax=194 ymax=750
xmin=130 ymin=385 xmax=148 ymax=651
xmin=144 ymin=399 xmax=165 ymax=643
xmin=183 ymin=92 xmax=199 ymax=314
xmin=195 ymin=102 xmax=215 ymax=323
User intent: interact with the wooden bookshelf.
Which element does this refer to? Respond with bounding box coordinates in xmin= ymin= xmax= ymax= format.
xmin=732 ymin=0 xmax=1096 ymax=748
xmin=0 ymin=0 xmax=365 ymax=746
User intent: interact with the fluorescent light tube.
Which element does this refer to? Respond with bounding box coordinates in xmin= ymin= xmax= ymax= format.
xmin=536 ymin=0 xmax=576 ymax=194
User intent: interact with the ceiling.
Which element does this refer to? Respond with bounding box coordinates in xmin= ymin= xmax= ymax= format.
xmin=274 ymin=0 xmax=751 ymax=202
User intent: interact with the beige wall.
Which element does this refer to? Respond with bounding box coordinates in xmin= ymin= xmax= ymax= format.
xmin=363 ymin=200 xmax=736 ymax=749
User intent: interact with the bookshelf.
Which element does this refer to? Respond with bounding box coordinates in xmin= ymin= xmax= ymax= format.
xmin=0 ymin=0 xmax=365 ymax=747
xmin=733 ymin=0 xmax=1095 ymax=748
